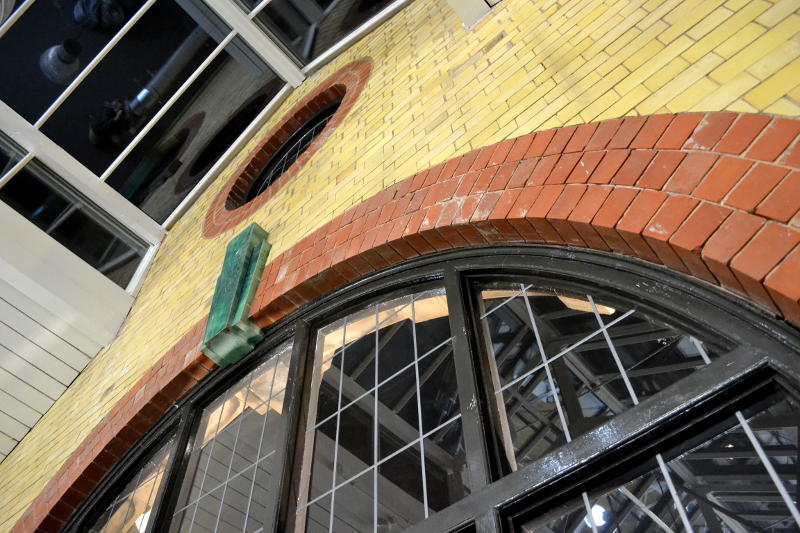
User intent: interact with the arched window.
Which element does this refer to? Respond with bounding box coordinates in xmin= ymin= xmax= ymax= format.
xmin=68 ymin=248 xmax=800 ymax=533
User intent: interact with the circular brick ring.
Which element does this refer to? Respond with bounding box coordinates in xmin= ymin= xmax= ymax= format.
xmin=203 ymin=58 xmax=373 ymax=238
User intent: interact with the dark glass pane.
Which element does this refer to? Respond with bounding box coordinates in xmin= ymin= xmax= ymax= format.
xmin=331 ymin=471 xmax=374 ymax=533
xmin=309 ymin=417 xmax=338 ymax=501
xmin=378 ymin=444 xmax=425 ymax=530
xmin=419 ymin=351 xmax=460 ymax=433
xmin=172 ymin=342 xmax=292 ymax=532
xmin=103 ymin=38 xmax=284 ymax=223
xmin=376 ymin=318 xmax=414 ymax=384
xmin=501 ymin=371 xmax=567 ymax=469
xmin=666 ymin=394 xmax=800 ymax=532
xmin=302 ymin=288 xmax=465 ymax=531
xmin=39 ymin=1 xmax=228 ymax=175
xmin=0 ymin=0 xmax=138 ymax=122
xmin=253 ymin=0 xmax=396 ymax=63
xmin=89 ymin=434 xmax=176 ymax=533
xmin=0 ymin=132 xmax=25 ymax=176
xmin=425 ymin=419 xmax=469 ymax=513
xmin=336 ymin=395 xmax=375 ymax=484
xmin=378 ymin=366 xmax=419 ymax=460
xmin=0 ymin=159 xmax=146 ymax=288
xmin=477 ymin=281 xmax=723 ymax=470
xmin=518 ymin=391 xmax=800 ymax=533
xmin=306 ymin=494 xmax=332 ymax=533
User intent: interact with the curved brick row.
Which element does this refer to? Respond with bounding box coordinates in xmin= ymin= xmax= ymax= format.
xmin=16 ymin=112 xmax=800 ymax=532
xmin=251 ymin=112 xmax=800 ymax=327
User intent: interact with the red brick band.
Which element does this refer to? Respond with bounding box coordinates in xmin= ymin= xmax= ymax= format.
xmin=16 ymin=112 xmax=800 ymax=532
xmin=251 ymin=112 xmax=800 ymax=326
xmin=203 ymin=58 xmax=373 ymax=238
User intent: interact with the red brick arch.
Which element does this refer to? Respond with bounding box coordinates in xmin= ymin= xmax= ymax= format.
xmin=15 ymin=112 xmax=800 ymax=532
xmin=250 ymin=112 xmax=800 ymax=327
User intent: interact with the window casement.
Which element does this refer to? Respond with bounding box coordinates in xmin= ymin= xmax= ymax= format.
xmin=66 ymin=248 xmax=800 ymax=533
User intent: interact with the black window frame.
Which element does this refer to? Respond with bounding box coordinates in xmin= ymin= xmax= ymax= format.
xmin=65 ymin=246 xmax=800 ymax=533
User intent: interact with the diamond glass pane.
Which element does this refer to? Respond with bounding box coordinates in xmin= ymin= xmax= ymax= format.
xmin=299 ymin=288 xmax=469 ymax=532
xmin=171 ymin=341 xmax=292 ymax=532
xmin=477 ymin=281 xmax=721 ymax=471
xmin=520 ymin=388 xmax=800 ymax=532
xmin=89 ymin=435 xmax=176 ymax=533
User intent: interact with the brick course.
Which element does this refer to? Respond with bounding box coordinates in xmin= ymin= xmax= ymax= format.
xmin=6 ymin=0 xmax=800 ymax=528
xmin=15 ymin=112 xmax=800 ymax=533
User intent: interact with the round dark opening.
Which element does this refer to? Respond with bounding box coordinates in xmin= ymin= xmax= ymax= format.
xmin=189 ymin=93 xmax=271 ymax=178
xmin=240 ymin=99 xmax=341 ymax=204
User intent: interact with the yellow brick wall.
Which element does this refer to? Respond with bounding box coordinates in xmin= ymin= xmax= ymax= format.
xmin=1 ymin=0 xmax=799 ymax=528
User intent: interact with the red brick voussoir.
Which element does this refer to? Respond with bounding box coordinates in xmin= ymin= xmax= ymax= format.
xmin=250 ymin=112 xmax=800 ymax=326
xmin=14 ymin=112 xmax=800 ymax=532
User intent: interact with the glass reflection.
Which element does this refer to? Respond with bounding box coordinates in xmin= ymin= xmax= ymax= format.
xmin=300 ymin=289 xmax=469 ymax=532
xmin=477 ymin=282 xmax=721 ymax=470
xmin=102 ymin=38 xmax=284 ymax=223
xmin=519 ymin=390 xmax=800 ymax=533
xmin=89 ymin=435 xmax=176 ymax=533
xmin=0 ymin=132 xmax=25 ymax=179
xmin=172 ymin=341 xmax=292 ymax=533
xmin=252 ymin=0 xmax=397 ymax=63
xmin=0 ymin=0 xmax=144 ymax=122
xmin=0 ymin=159 xmax=147 ymax=288
xmin=40 ymin=1 xmax=221 ymax=175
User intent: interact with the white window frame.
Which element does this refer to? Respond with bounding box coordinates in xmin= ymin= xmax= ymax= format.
xmin=0 ymin=0 xmax=413 ymax=298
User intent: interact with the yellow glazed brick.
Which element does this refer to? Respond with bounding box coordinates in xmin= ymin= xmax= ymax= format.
xmin=746 ymin=35 xmax=800 ymax=80
xmin=765 ymin=96 xmax=800 ymax=114
xmin=744 ymin=57 xmax=800 ymax=108
xmin=616 ymin=35 xmax=694 ymax=95
xmin=598 ymin=21 xmax=669 ymax=76
xmin=724 ymin=0 xmax=750 ymax=8
xmin=710 ymin=15 xmax=800 ymax=83
xmin=623 ymin=39 xmax=665 ymax=70
xmin=659 ymin=0 xmax=726 ymax=43
xmin=756 ymin=0 xmax=800 ymax=26
xmin=638 ymin=52 xmax=725 ymax=113
xmin=682 ymin=1 xmax=770 ymax=62
xmin=727 ymin=98 xmax=760 ymax=113
xmin=666 ymin=77 xmax=721 ymax=111
xmin=692 ymin=72 xmax=761 ymax=110
xmin=2 ymin=0 xmax=800 ymax=529
xmin=684 ymin=5 xmax=734 ymax=41
xmin=643 ymin=55 xmax=691 ymax=92
xmin=715 ymin=23 xmax=766 ymax=58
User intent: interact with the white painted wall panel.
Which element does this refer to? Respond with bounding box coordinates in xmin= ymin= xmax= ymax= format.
xmin=0 ymin=298 xmax=90 ymax=371
xmin=0 ymin=345 xmax=66 ymax=400
xmin=0 ymin=411 xmax=28 ymax=441
xmin=0 ymin=432 xmax=15 ymax=456
xmin=0 ymin=390 xmax=42 ymax=427
xmin=0 ymin=203 xmax=134 ymax=346
xmin=0 ymin=282 xmax=101 ymax=357
xmin=0 ymin=322 xmax=79 ymax=385
xmin=0 ymin=192 xmax=136 ymax=464
xmin=0 ymin=366 xmax=55 ymax=413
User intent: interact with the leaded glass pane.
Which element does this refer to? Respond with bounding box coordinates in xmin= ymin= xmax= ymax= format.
xmin=298 ymin=288 xmax=469 ymax=532
xmin=520 ymin=388 xmax=800 ymax=532
xmin=171 ymin=341 xmax=292 ymax=532
xmin=477 ymin=282 xmax=721 ymax=471
xmin=89 ymin=435 xmax=176 ymax=533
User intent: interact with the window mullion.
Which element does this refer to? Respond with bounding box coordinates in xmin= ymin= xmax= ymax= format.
xmin=260 ymin=323 xmax=312 ymax=531
xmin=201 ymin=0 xmax=305 ymax=87
xmin=442 ymin=264 xmax=493 ymax=494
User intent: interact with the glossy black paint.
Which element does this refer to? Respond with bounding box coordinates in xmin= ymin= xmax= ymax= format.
xmin=65 ymin=246 xmax=800 ymax=533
